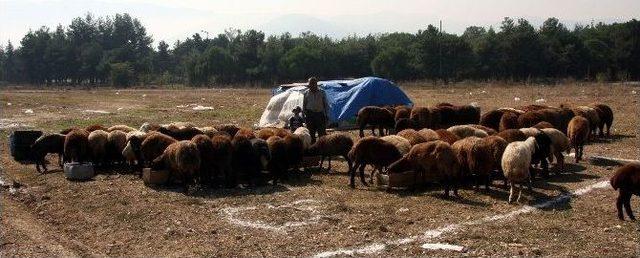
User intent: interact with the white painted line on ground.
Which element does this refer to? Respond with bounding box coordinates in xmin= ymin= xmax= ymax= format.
xmin=221 ymin=199 xmax=324 ymax=233
xmin=422 ymin=243 xmax=466 ymax=252
xmin=312 ymin=180 xmax=610 ymax=258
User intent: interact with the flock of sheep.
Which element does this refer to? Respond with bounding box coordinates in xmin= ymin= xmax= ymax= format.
xmin=24 ymin=100 xmax=639 ymax=218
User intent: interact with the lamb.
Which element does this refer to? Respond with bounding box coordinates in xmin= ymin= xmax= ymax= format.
xmin=380 ymin=135 xmax=412 ymax=155
xmin=64 ymin=129 xmax=90 ymax=163
xmin=567 ymin=116 xmax=590 ymax=163
xmin=499 ymin=111 xmax=520 ymax=131
xmin=446 ymin=125 xmax=488 ymax=139
xmin=409 ymin=106 xmax=432 ymax=129
xmin=418 ymin=128 xmax=440 ymax=142
xmin=394 ymin=118 xmax=418 ymax=133
xmin=267 ymin=136 xmax=288 ymax=185
xmin=541 ymin=128 xmax=570 ymax=173
xmin=532 ymin=121 xmax=554 ymax=129
xmin=347 ymin=136 xmax=403 ymax=188
xmin=356 ymin=106 xmax=395 ymax=137
xmin=397 ymin=129 xmax=428 ymax=146
xmin=452 ymin=136 xmax=494 ymax=191
xmin=151 ymin=140 xmax=200 ymax=192
xmin=191 ymin=134 xmax=216 ymax=186
xmin=386 ymin=141 xmax=461 ymax=197
xmin=157 ymin=126 xmax=204 ymax=141
xmin=30 ymin=133 xmax=66 ymax=173
xmin=283 ymin=134 xmax=304 ymax=171
xmin=610 ymin=163 xmax=640 ymax=220
xmin=306 ymin=133 xmax=354 ymax=173
xmin=435 ymin=129 xmax=459 ymax=145
xmin=215 ymin=124 xmax=241 ymax=138
xmin=293 ymin=127 xmax=312 ymax=150
xmin=501 ymin=137 xmax=538 ymax=203
xmin=106 ymin=130 xmax=127 ymax=164
xmin=88 ymin=130 xmax=109 ymax=166
xmin=589 ymin=103 xmax=614 ymax=137
xmin=107 ymin=125 xmax=136 ymax=133
xmin=496 ymin=129 xmax=527 ymax=143
xmin=85 ymin=124 xmax=107 ymax=132
xmin=234 ymin=128 xmax=256 ymax=139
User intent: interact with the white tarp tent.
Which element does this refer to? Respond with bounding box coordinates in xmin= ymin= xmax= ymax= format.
xmin=258 ymin=86 xmax=306 ymax=128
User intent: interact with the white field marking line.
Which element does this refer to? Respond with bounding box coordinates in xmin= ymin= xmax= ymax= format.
xmin=312 ymin=180 xmax=611 ymax=258
xmin=220 ymin=199 xmax=324 ymax=233
xmin=422 ymin=243 xmax=466 ymax=252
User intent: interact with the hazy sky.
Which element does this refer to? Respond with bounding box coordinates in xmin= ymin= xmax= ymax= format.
xmin=1 ymin=0 xmax=638 ymax=47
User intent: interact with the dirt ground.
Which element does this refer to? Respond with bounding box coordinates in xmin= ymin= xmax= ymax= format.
xmin=1 ymin=82 xmax=639 ymax=257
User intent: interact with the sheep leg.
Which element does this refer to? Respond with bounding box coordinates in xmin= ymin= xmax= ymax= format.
xmin=327 ymin=157 xmax=332 ymax=172
xmin=58 ymin=154 xmax=63 ymax=167
xmin=623 ymin=192 xmax=635 ymax=221
xmin=344 ymin=156 xmax=353 ymax=174
xmin=516 ymin=183 xmax=523 ymax=203
xmin=35 ymin=162 xmax=42 ymax=173
xmin=508 ymin=182 xmax=515 ymax=204
xmin=378 ymin=126 xmax=384 ymax=137
xmin=349 ymin=164 xmax=358 ymax=188
xmin=484 ymin=174 xmax=491 ymax=192
xmin=555 ymin=151 xmax=565 ymax=174
xmin=606 ymin=123 xmax=611 ymax=138
xmin=359 ymin=125 xmax=365 ymax=138
xmin=359 ymin=164 xmax=368 ymax=187
xmin=369 ymin=167 xmax=376 ymax=184
xmin=617 ymin=191 xmax=626 ymax=220
xmin=319 ymin=156 xmax=325 ymax=170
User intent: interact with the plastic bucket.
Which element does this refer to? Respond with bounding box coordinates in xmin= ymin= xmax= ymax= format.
xmin=64 ymin=162 xmax=95 ymax=181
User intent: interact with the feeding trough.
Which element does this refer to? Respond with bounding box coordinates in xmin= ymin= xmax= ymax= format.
xmin=9 ymin=130 xmax=43 ymax=163
xmin=143 ymin=168 xmax=169 ymax=185
xmin=376 ymin=170 xmax=419 ymax=190
xmin=64 ymin=162 xmax=95 ymax=181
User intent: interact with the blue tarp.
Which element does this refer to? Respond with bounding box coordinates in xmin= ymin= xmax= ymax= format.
xmin=272 ymin=77 xmax=413 ymax=124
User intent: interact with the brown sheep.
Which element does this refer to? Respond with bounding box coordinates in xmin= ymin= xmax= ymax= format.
xmin=567 ymin=116 xmax=590 ymax=163
xmin=107 ymin=130 xmax=127 ymax=164
xmin=158 ymin=126 xmax=204 ymax=141
xmin=31 ymin=133 xmax=66 ymax=173
xmin=435 ymin=129 xmax=459 ymax=145
xmin=85 ymin=124 xmax=108 ymax=132
xmin=140 ymin=132 xmax=178 ymax=168
xmin=386 ymin=141 xmax=461 ymax=197
xmin=151 ymin=140 xmax=200 ymax=192
xmin=483 ymin=135 xmax=509 ymax=186
xmin=394 ymin=118 xmax=418 ymax=133
xmin=256 ymin=128 xmax=277 ymax=140
xmin=394 ymin=105 xmax=412 ymax=121
xmin=267 ymin=136 xmax=289 ymax=185
xmin=590 ymin=103 xmax=614 ymax=137
xmin=499 ymin=111 xmax=520 ymax=132
xmin=469 ymin=124 xmax=497 ymax=135
xmin=192 ymin=134 xmax=216 ymax=186
xmin=215 ymin=124 xmax=241 ymax=138
xmin=610 ymin=163 xmax=640 ymax=221
xmin=519 ymin=104 xmax=551 ymax=112
xmin=452 ymin=137 xmax=494 ymax=191
xmin=283 ymin=134 xmax=304 ymax=171
xmin=397 ymin=129 xmax=428 ymax=146
xmin=356 ymin=106 xmax=395 ymax=137
xmin=572 ymin=106 xmax=600 ymax=140
xmin=480 ymin=109 xmax=506 ymax=131
xmin=234 ymin=128 xmax=256 ymax=139
xmin=306 ymin=133 xmax=354 ymax=173
xmin=107 ymin=125 xmax=136 ymax=133
xmin=64 ymin=129 xmax=90 ymax=163
xmin=88 ymin=130 xmax=109 ymax=165
xmin=210 ymin=134 xmax=233 ymax=187
xmin=418 ymin=128 xmax=440 ymax=142
xmin=230 ymin=135 xmax=264 ymax=187
xmin=347 ymin=136 xmax=403 ymax=187
xmin=532 ymin=121 xmax=554 ymax=129
xmin=496 ymin=129 xmax=527 ymax=143
xmin=410 ymin=106 xmax=432 ymax=129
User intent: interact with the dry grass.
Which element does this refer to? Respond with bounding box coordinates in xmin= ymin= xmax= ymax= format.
xmin=1 ymin=82 xmax=639 ymax=257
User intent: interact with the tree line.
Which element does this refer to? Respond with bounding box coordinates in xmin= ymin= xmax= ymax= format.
xmin=0 ymin=13 xmax=638 ymax=87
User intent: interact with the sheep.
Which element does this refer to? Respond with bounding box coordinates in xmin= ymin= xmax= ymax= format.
xmin=501 ymin=137 xmax=538 ymax=203
xmin=447 ymin=125 xmax=488 ymax=139
xmin=251 ymin=138 xmax=271 ymax=183
xmin=380 ymin=135 xmax=412 ymax=155
xmin=541 ymin=128 xmax=570 ymax=173
xmin=532 ymin=121 xmax=554 ymax=129
xmin=482 ymin=135 xmax=509 ymax=186
xmin=452 ymin=136 xmax=494 ymax=191
xmin=589 ymin=103 xmax=614 ymax=137
xmin=496 ymin=129 xmax=527 ymax=143
xmin=283 ymin=134 xmax=304 ymax=171
xmin=394 ymin=118 xmax=418 ymax=133
xmin=436 ymin=104 xmax=481 ymax=128
xmin=198 ymin=126 xmax=219 ymax=138
xmin=480 ymin=109 xmax=506 ymax=131
xmin=418 ymin=128 xmax=440 ymax=142
xmin=610 ymin=163 xmax=640 ymax=221
xmin=122 ymin=130 xmax=148 ymax=167
xmin=356 ymin=106 xmax=395 ymax=137
xmin=556 ymin=107 xmax=575 ymax=134
xmin=139 ymin=132 xmax=178 ymax=168
xmin=386 ymin=140 xmax=461 ymax=197
xmin=107 ymin=125 xmax=136 ymax=133
xmin=139 ymin=122 xmax=162 ymax=133
xmin=64 ymin=129 xmax=90 ymax=163
xmin=433 ymin=105 xmax=457 ymax=128
xmin=397 ymin=129 xmax=428 ymax=146
xmin=256 ymin=127 xmax=277 ymax=140
xmin=106 ymin=130 xmax=127 ymax=164
xmin=293 ymin=127 xmax=312 ymax=149
xmin=519 ymin=127 xmax=541 ymax=138
xmin=30 ymin=133 xmax=66 ymax=173
xmin=517 ymin=109 xmax=558 ymax=129
xmin=230 ymin=135 xmax=258 ymax=186
xmin=394 ymin=105 xmax=412 ymax=121
xmin=210 ymin=134 xmax=233 ymax=187
xmin=469 ymin=124 xmax=497 ymax=135
xmin=306 ymin=133 xmax=354 ymax=173
xmin=85 ymin=124 xmax=107 ymax=132
xmin=499 ymin=111 xmax=520 ymax=132
xmin=267 ymin=136 xmax=288 ymax=185
xmin=435 ymin=129 xmax=459 ymax=145
xmin=191 ymin=134 xmax=216 ymax=186
xmin=158 ymin=126 xmax=204 ymax=141
xmin=519 ymin=104 xmax=551 ymax=112
xmin=410 ymin=106 xmax=432 ymax=129
xmin=234 ymin=128 xmax=256 ymax=139
xmin=347 ymin=136 xmax=403 ymax=187
xmin=572 ymin=106 xmax=600 ymax=139
xmin=567 ymin=116 xmax=590 ymax=163
xmin=88 ymin=130 xmax=109 ymax=166
xmin=151 ymin=140 xmax=200 ymax=192
xmin=60 ymin=127 xmax=79 ymax=135
xmin=215 ymin=124 xmax=241 ymax=138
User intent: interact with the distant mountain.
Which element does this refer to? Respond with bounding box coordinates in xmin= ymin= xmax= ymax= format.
xmin=258 ymin=14 xmax=349 ymax=37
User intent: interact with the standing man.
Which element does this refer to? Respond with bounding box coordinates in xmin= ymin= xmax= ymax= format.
xmin=303 ymin=77 xmax=329 ymax=143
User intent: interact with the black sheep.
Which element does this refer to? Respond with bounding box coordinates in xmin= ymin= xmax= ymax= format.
xmin=31 ymin=133 xmax=66 ymax=173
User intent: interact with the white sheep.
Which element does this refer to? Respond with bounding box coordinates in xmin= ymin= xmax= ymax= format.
xmin=501 ymin=136 xmax=537 ymax=203
xmin=380 ymin=135 xmax=412 ymax=155
xmin=519 ymin=127 xmax=541 ymax=138
xmin=293 ymin=127 xmax=312 ymax=149
xmin=447 ymin=125 xmax=488 ymax=139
